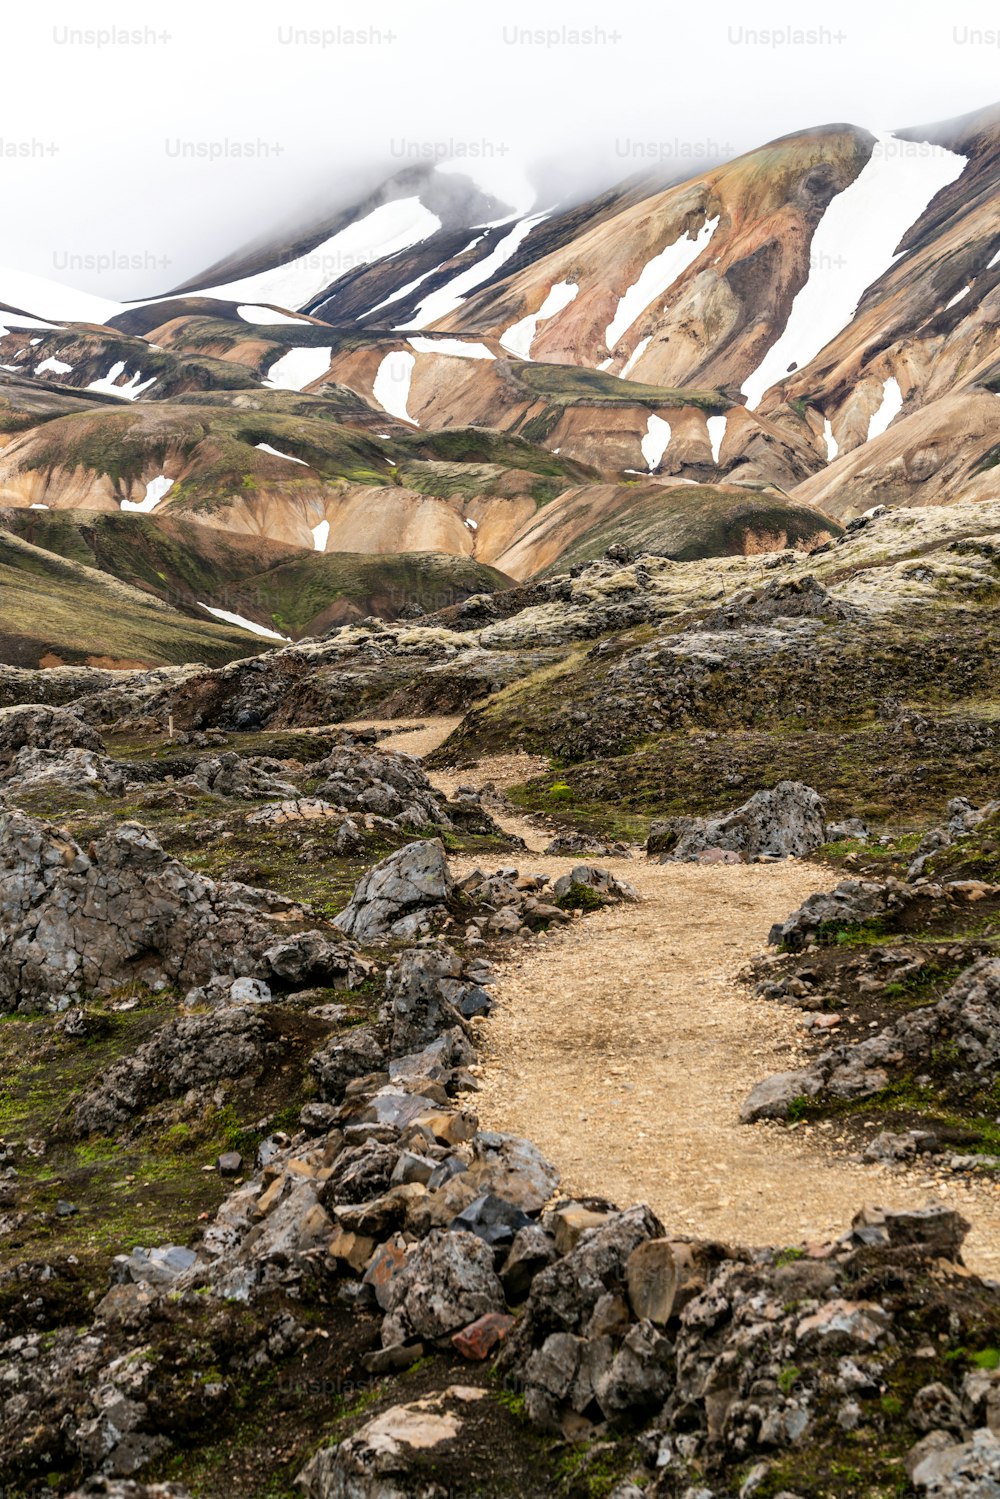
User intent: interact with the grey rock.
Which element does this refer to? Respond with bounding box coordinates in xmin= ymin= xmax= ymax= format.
xmin=334 ymin=840 xmax=454 ymax=941
xmin=652 ymin=781 xmax=826 ymax=864
xmin=380 ymin=1229 xmax=505 ymax=1348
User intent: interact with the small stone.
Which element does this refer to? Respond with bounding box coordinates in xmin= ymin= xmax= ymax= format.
xmin=217 ymin=1151 xmax=243 ymax=1176
xmin=451 ymin=1312 xmax=514 ymax=1360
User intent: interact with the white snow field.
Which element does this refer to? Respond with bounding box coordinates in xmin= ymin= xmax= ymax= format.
xmin=196 ymin=199 xmax=442 ymax=311
xmin=407 ymin=336 xmax=495 ymax=360
xmin=0 ymin=266 xmax=122 ymax=324
xmin=605 ymin=216 xmax=719 ymax=352
xmin=198 ymin=604 xmax=290 ymax=641
xmin=867 ymin=376 xmax=904 ymax=440
xmin=823 ymin=418 xmax=839 ymax=462
xmin=707 ymin=414 xmax=728 ymax=465
xmin=641 ymin=414 xmax=672 ymax=470
xmin=500 ymin=280 xmax=579 ymax=359
xmin=741 ymin=133 xmax=967 ymax=408
xmin=372 ymin=350 xmax=417 ymax=424
xmin=120 ymin=476 xmax=174 ymax=514
xmin=311 ymin=519 xmax=330 ymax=552
xmin=255 ymin=443 xmax=309 ymax=465
xmin=264 ymin=347 xmax=332 ymax=391
xmin=86 ymin=362 xmax=157 ymax=399
xmin=397 ymin=213 xmax=548 ymax=330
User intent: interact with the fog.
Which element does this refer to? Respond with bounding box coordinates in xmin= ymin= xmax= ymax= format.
xmin=2 ymin=0 xmax=998 ymax=297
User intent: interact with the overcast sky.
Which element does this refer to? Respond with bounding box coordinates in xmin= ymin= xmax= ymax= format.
xmin=2 ymin=0 xmax=998 ymax=298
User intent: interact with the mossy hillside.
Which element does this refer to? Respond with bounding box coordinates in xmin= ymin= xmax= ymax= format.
xmin=0 ymin=530 xmax=269 ymax=668
xmin=536 ymin=485 xmax=841 ymax=572
xmin=508 ymin=361 xmax=731 ymax=413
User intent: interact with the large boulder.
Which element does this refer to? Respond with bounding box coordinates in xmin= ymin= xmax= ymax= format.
xmin=334 ymin=840 xmax=454 ymax=941
xmin=380 ymin=1229 xmax=506 ymax=1348
xmin=650 ymin=781 xmax=826 ymax=863
xmin=0 ymin=806 xmax=320 ymax=1009
xmin=314 ymin=744 xmax=453 ymax=830
xmin=0 ymin=703 xmax=104 ymax=767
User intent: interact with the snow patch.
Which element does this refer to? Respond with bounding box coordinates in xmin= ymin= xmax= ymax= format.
xmin=86 ymin=362 xmax=157 ymax=400
xmin=641 ymin=414 xmax=672 ymax=470
xmin=373 ymin=350 xmax=417 ymax=425
xmin=867 ymin=377 xmax=904 ymax=441
xmin=265 ymin=347 xmax=332 ymax=392
xmin=606 ymin=216 xmax=719 ymax=351
xmin=500 ymin=279 xmax=578 ymax=359
xmin=29 ymin=503 xmax=49 ymax=509
xmin=198 ymin=199 xmax=442 ymax=310
xmin=823 ymin=418 xmax=839 ymax=462
xmin=988 ymin=246 xmax=1000 ymax=270
xmin=363 ymin=236 xmax=485 ymax=319
xmin=707 ymin=414 xmax=728 ymax=466
xmin=742 ymin=133 xmax=967 ymax=408
xmin=407 ymin=336 xmax=495 ymax=360
xmin=945 ymin=286 xmax=970 ymax=310
xmin=34 ymin=356 xmax=73 ymax=376
xmin=621 ymin=335 xmax=652 ymax=379
xmin=198 ymin=604 xmax=290 ymax=642
xmin=596 ymin=358 xmax=613 ymax=371
xmin=397 ymin=213 xmax=547 ymax=330
xmin=464 ymin=516 xmax=479 ymax=531
xmin=255 ymin=442 xmax=309 ymax=466
xmin=121 ymin=475 xmax=174 ymax=514
xmin=312 ymin=519 xmax=330 ymax=552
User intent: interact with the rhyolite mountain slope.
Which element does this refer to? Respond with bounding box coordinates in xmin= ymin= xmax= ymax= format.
xmin=0 ymin=103 xmax=998 ymax=657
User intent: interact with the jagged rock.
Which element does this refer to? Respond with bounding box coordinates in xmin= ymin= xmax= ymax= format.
xmin=747 ymin=959 xmax=1000 ymax=1120
xmin=550 ymin=865 xmax=641 ymax=905
xmin=383 ymin=945 xmax=469 ymax=1056
xmin=595 ymin=1319 xmax=675 ymax=1414
xmin=314 ymin=745 xmax=453 ymax=829
xmin=911 ymin=1383 xmax=967 ymax=1435
xmin=650 ymin=781 xmax=826 ymax=864
xmin=310 ymin=1026 xmax=387 ymax=1103
xmin=847 ymin=1204 xmax=970 ymax=1261
xmin=66 ymin=1484 xmax=194 ymax=1499
xmin=3 ymin=746 xmax=130 ymax=798
xmin=110 ymin=1245 xmax=198 ymax=1287
xmin=0 ymin=703 xmax=104 ymax=766
xmin=544 ymin=832 xmax=632 ymax=859
xmin=73 ymin=1008 xmax=272 ymax=1135
xmin=380 ymin=1229 xmax=506 ymax=1348
xmin=501 ymin=1224 xmax=559 ymax=1301
xmin=908 ymin=1428 xmax=1000 ymax=1494
xmin=187 ymin=753 xmax=297 ymax=800
xmin=767 ymin=877 xmax=909 ymax=950
xmin=825 ymin=817 xmax=870 ymax=843
xmin=334 ymin=840 xmax=454 ymax=941
xmin=262 ymin=930 xmax=372 ymax=990
xmin=0 ymin=807 xmax=312 ymax=1009
xmin=297 ymin=1385 xmax=488 ymax=1499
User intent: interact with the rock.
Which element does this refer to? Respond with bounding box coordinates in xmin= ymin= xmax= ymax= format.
xmin=825 ymin=818 xmax=870 ymax=843
xmin=462 ymin=1132 xmax=560 ymax=1214
xmin=74 ymin=1008 xmax=271 ymax=1135
xmin=451 ymin=1312 xmax=515 ymax=1361
xmin=314 ymin=744 xmax=454 ymax=829
xmin=908 ymin=1428 xmax=1000 ymax=1494
xmin=110 ymin=1244 xmax=198 ymax=1288
xmin=188 ymin=752 xmax=296 ymax=800
xmin=595 ymin=1319 xmax=675 ymax=1414
xmin=848 ymin=1204 xmax=970 ymax=1261
xmin=651 ymin=782 xmax=826 ymax=863
xmin=626 ymin=1239 xmax=680 ymax=1325
xmin=451 ymin=1193 xmax=532 ymax=1253
xmin=383 ymin=945 xmax=468 ymax=1056
xmin=551 ymin=864 xmax=641 ymax=905
xmin=297 ymin=1385 xmax=487 ymax=1499
xmin=767 ymin=877 xmax=904 ymax=951
xmin=739 ymin=1070 xmax=822 ymax=1123
xmin=380 ymin=1229 xmax=506 ymax=1348
xmin=0 ymin=807 xmax=311 ymax=1010
xmin=65 ymin=1484 xmax=195 ymax=1499
xmin=795 ymin=1300 xmax=889 ymax=1350
xmin=549 ymin=1201 xmax=613 ymax=1255
xmin=217 ymin=1152 xmax=243 ymax=1177
xmin=0 ymin=703 xmax=104 ymax=765
xmin=333 ymin=840 xmax=454 ymax=941
xmin=501 ymin=1225 xmax=558 ymax=1301
xmin=263 ymin=930 xmax=372 ymax=990
xmin=911 ymin=1382 xmax=967 ymax=1435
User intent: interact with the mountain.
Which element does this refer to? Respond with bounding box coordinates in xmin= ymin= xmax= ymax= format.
xmin=0 ymin=104 xmax=998 ymax=658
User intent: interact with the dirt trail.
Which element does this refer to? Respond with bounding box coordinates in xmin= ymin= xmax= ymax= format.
xmin=363 ymin=717 xmax=1000 ymax=1275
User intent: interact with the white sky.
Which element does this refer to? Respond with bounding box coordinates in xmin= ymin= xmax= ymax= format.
xmin=1 ymin=0 xmax=998 ymax=298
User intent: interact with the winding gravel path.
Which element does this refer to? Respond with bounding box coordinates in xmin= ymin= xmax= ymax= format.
xmin=365 ymin=717 xmax=1000 ymax=1275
